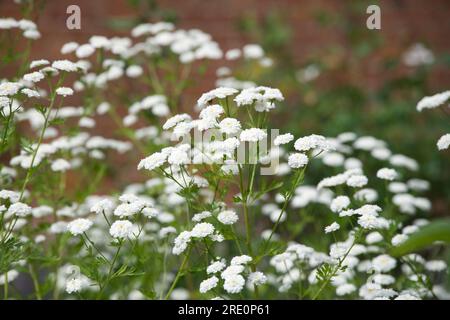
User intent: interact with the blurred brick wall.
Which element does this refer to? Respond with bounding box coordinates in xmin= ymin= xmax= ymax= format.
xmin=2 ymin=0 xmax=450 ymax=94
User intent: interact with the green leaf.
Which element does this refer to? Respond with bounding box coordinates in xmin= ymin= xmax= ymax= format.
xmin=390 ymin=219 xmax=450 ymax=257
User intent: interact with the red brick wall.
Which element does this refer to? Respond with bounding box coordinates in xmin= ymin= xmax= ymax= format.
xmin=2 ymin=0 xmax=449 ymax=91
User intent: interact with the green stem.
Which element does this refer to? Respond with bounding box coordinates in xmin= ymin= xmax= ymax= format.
xmin=164 ymin=245 xmax=192 ymax=300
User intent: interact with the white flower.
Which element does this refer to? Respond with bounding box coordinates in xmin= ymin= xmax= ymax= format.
xmin=391 ymin=234 xmax=408 ymax=246
xmin=52 ymin=60 xmax=78 ymax=72
xmin=322 ymin=152 xmax=345 ymax=167
xmin=425 ymin=260 xmax=447 ymax=272
xmin=7 ymin=202 xmax=31 ymax=217
xmin=0 ymin=82 xmax=21 ymax=96
xmin=51 ymin=159 xmax=71 ymax=172
xmin=336 ymin=283 xmax=356 ymax=296
xmin=354 ymin=189 xmax=378 ymax=203
xmin=330 ymin=196 xmax=350 ymax=213
xmin=23 ymin=71 xmax=44 ymax=83
xmin=221 ymin=265 xmax=245 ymax=279
xmin=126 ymin=65 xmax=143 ymax=78
xmin=67 ymin=218 xmax=93 ymax=235
xmin=294 ymin=134 xmax=331 ymax=152
xmin=231 ymin=255 xmax=253 ymax=265
xmin=163 ymin=114 xmax=191 ymax=130
xmin=199 ymin=276 xmax=219 ymax=293
xmin=56 ymin=87 xmax=74 ymax=97
xmin=207 ymin=260 xmax=226 ymax=274
xmin=376 ymin=168 xmax=398 ymax=181
xmin=324 ymin=222 xmax=340 ymax=233
xmin=372 ymin=254 xmax=396 ymax=273
xmin=90 ymin=199 xmax=114 ymax=215
xmin=30 ymin=59 xmax=49 ymax=69
xmin=191 ymin=222 xmax=215 ymax=238
xmin=218 ymin=210 xmax=238 ymax=225
xmin=0 ymin=190 xmax=20 ymax=203
xmin=61 ymin=41 xmax=79 ymax=54
xmin=21 ymin=88 xmax=40 ymax=98
xmin=240 ymin=128 xmax=267 ymax=142
xmin=109 ymin=220 xmax=134 ymax=239
xmin=274 ymin=133 xmax=294 ymax=146
xmin=199 ymin=104 xmax=224 ymax=119
xmin=66 ymin=278 xmax=83 ymax=294
xmin=346 ymin=175 xmax=368 ymax=188
xmin=288 ymin=153 xmax=308 ymax=169
xmin=437 ymin=133 xmax=450 ymax=151
xmin=223 ymin=274 xmax=245 ymax=294
xmin=366 ymin=231 xmax=383 ymax=244
xmin=197 ymin=87 xmax=238 ymax=108
xmin=172 ymin=231 xmax=192 ymax=255
xmin=247 ymin=272 xmax=267 ymax=286
xmin=219 ymin=118 xmax=241 ymax=135
xmin=75 ymin=44 xmax=95 ymax=58
xmin=192 ymin=211 xmax=212 ymax=222
xmin=243 ymin=44 xmax=264 ymax=59
xmin=137 ymin=152 xmax=167 ymax=171
xmin=167 ymin=148 xmax=190 ymax=166
xmin=416 ymin=90 xmax=450 ymax=112
xmin=358 ymin=215 xmax=388 ymax=230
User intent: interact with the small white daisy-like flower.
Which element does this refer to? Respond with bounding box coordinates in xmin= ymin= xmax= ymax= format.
xmin=218 ymin=210 xmax=238 ymax=225
xmin=437 ymin=133 xmax=450 ymax=151
xmin=372 ymin=254 xmax=397 ymax=273
xmin=67 ymin=218 xmax=93 ymax=236
xmin=346 ymin=175 xmax=368 ymax=188
xmin=357 ymin=215 xmax=387 ymax=230
xmin=247 ymin=272 xmax=267 ymax=286
xmin=425 ymin=260 xmax=447 ymax=272
xmin=56 ymin=87 xmax=74 ymax=97
xmin=207 ymin=260 xmax=226 ymax=274
xmin=167 ymin=148 xmax=190 ymax=166
xmin=324 ymin=222 xmax=340 ymax=233
xmin=219 ymin=118 xmax=241 ymax=135
xmin=126 ymin=65 xmax=143 ymax=78
xmin=61 ymin=41 xmax=79 ymax=54
xmin=65 ymin=278 xmax=83 ymax=294
xmin=391 ymin=234 xmax=408 ymax=246
xmin=221 ymin=265 xmax=245 ymax=279
xmin=376 ymin=168 xmax=398 ymax=181
xmin=109 ymin=220 xmax=134 ymax=239
xmin=0 ymin=82 xmax=21 ymax=96
xmin=192 ymin=211 xmax=212 ymax=222
xmin=240 ymin=128 xmax=267 ymax=142
xmin=294 ymin=134 xmax=332 ymax=152
xmin=223 ymin=274 xmax=245 ymax=294
xmin=21 ymin=88 xmax=40 ymax=98
xmin=7 ymin=202 xmax=31 ymax=217
xmin=172 ymin=231 xmax=192 ymax=255
xmin=330 ymin=196 xmax=350 ymax=213
xmin=90 ymin=199 xmax=114 ymax=215
xmin=30 ymin=59 xmax=49 ymax=69
xmin=274 ymin=133 xmax=294 ymax=146
xmin=52 ymin=60 xmax=78 ymax=72
xmin=51 ymin=158 xmax=71 ymax=172
xmin=231 ymin=255 xmax=253 ymax=265
xmin=199 ymin=276 xmax=219 ymax=293
xmin=137 ymin=152 xmax=167 ymax=171
xmin=23 ymin=71 xmax=44 ymax=83
xmin=288 ymin=153 xmax=308 ymax=169
xmin=197 ymin=87 xmax=238 ymax=108
xmin=336 ymin=283 xmax=356 ymax=296
xmin=416 ymin=90 xmax=450 ymax=112
xmin=191 ymin=222 xmax=215 ymax=238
